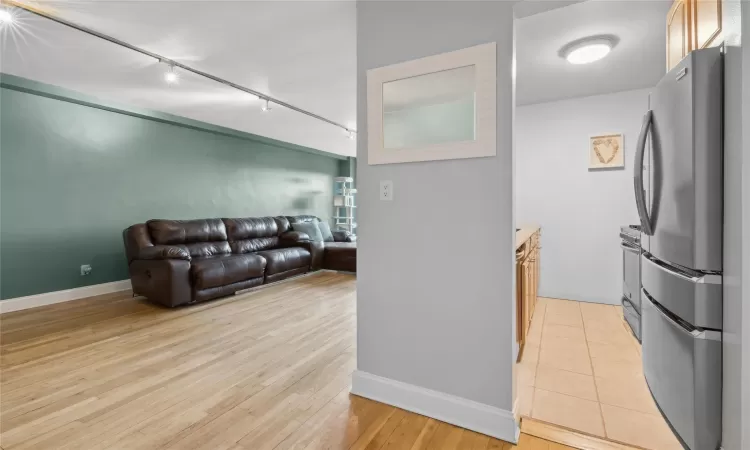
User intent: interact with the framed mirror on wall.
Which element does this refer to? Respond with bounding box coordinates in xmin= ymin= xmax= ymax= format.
xmin=366 ymin=42 xmax=497 ymax=165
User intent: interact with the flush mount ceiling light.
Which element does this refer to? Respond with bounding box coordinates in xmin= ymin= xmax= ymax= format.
xmin=560 ymin=35 xmax=618 ymax=65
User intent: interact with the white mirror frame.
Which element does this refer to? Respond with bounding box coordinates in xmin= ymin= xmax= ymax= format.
xmin=367 ymin=42 xmax=496 ymax=165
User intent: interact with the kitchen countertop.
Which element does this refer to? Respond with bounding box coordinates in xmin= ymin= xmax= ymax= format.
xmin=516 ymin=226 xmax=540 ymax=250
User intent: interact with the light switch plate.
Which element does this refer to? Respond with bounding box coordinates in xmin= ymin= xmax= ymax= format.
xmin=380 ymin=180 xmax=393 ymax=201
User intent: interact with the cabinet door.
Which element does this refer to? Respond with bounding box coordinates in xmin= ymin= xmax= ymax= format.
xmin=524 ymin=259 xmax=533 ymax=333
xmin=516 ymin=259 xmax=525 ymax=344
xmin=693 ymin=0 xmax=722 ymax=49
xmin=667 ymin=0 xmax=691 ymax=71
xmin=527 ymin=256 xmax=536 ymax=326
xmin=536 ymin=249 xmax=540 ymax=301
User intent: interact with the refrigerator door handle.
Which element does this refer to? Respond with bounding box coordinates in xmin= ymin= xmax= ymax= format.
xmin=634 ymin=110 xmax=654 ymax=236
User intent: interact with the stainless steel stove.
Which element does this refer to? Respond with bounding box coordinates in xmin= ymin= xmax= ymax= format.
xmin=620 ymin=225 xmax=641 ymax=340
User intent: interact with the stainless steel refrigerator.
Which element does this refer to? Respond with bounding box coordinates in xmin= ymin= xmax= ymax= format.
xmin=634 ymin=47 xmax=723 ymax=450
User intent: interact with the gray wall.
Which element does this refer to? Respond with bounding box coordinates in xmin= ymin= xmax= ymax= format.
xmin=0 ymin=75 xmax=343 ymax=299
xmin=722 ymin=1 xmax=750 ymax=449
xmin=356 ymin=1 xmax=515 ymax=409
xmin=516 ymin=88 xmax=648 ymax=304
xmin=722 ymin=1 xmax=750 ymax=450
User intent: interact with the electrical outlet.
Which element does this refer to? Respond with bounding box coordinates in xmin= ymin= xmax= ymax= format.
xmin=81 ymin=264 xmax=92 ymax=276
xmin=380 ymin=180 xmax=393 ymax=201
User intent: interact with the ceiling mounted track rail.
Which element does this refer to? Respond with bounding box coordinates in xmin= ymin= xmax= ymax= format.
xmin=2 ymin=0 xmax=355 ymax=134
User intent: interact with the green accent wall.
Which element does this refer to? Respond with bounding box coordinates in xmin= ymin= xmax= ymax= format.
xmin=0 ymin=74 xmax=346 ymax=299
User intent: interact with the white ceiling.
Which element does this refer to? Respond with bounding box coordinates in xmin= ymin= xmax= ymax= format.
xmin=2 ymin=1 xmax=673 ymax=152
xmin=516 ymin=0 xmax=672 ymax=106
xmin=1 ymin=1 xmax=357 ymax=157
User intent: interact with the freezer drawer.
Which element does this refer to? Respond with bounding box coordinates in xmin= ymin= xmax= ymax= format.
xmin=641 ymin=253 xmax=722 ymax=330
xmin=642 ymin=290 xmax=721 ymax=450
xmin=622 ymin=297 xmax=641 ymax=341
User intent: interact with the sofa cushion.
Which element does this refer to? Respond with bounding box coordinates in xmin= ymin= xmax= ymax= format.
xmin=291 ymin=221 xmax=324 ymax=242
xmin=317 ymin=222 xmax=335 ymax=242
xmin=223 ymin=217 xmax=278 ymax=240
xmin=190 ymin=254 xmax=266 ymax=290
xmin=184 ymin=242 xmax=231 ymax=258
xmin=229 ymin=237 xmax=280 ymax=254
xmin=223 ymin=217 xmax=282 ymax=254
xmin=287 ymin=215 xmax=319 ymax=225
xmin=148 ymin=219 xmax=227 ymax=245
xmin=274 ymin=216 xmax=291 ymax=234
xmin=255 ymin=247 xmax=312 ymax=275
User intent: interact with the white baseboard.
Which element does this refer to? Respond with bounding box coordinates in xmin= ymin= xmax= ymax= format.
xmin=351 ymin=370 xmax=519 ymax=443
xmin=0 ymin=279 xmax=132 ymax=314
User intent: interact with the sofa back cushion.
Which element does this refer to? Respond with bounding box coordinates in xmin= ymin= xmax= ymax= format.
xmin=148 ymin=219 xmax=227 ymax=244
xmin=223 ymin=217 xmax=281 ymax=254
xmin=287 ymin=215 xmax=320 ymax=226
xmin=291 ymin=221 xmax=324 ymax=242
xmin=147 ymin=219 xmax=230 ymax=258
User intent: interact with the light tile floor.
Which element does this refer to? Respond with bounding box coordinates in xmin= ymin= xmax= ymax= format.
xmin=516 ymin=297 xmax=683 ymax=450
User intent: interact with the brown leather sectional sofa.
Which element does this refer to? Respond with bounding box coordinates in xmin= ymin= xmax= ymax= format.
xmin=123 ymin=215 xmax=356 ymax=307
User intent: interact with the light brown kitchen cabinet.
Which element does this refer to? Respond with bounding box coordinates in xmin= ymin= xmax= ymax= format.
xmin=692 ymin=0 xmax=722 ymax=49
xmin=516 ymin=227 xmax=541 ymax=355
xmin=666 ymin=0 xmax=723 ymax=71
xmin=667 ymin=0 xmax=691 ymax=71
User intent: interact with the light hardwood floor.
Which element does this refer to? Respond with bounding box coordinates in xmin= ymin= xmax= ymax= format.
xmin=1 ymin=272 xmax=575 ymax=450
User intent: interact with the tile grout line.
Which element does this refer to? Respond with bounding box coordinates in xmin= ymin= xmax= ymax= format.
xmin=528 ymin=299 xmax=547 ymax=419
xmin=579 ymin=303 xmax=609 ymax=439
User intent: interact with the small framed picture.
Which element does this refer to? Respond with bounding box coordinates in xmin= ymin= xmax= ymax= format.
xmin=589 ymin=133 xmax=624 ymax=170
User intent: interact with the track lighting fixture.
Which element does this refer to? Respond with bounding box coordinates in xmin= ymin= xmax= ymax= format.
xmin=0 ymin=9 xmax=14 ymax=24
xmin=164 ymin=64 xmax=178 ymax=85
xmin=348 ymin=130 xmax=356 ymax=140
xmin=9 ymin=1 xmax=355 ymax=137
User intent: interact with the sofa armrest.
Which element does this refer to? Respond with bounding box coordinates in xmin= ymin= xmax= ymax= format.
xmin=280 ymin=231 xmax=311 ymax=245
xmin=129 ymin=259 xmax=192 ymax=307
xmin=332 ymin=231 xmax=356 ymax=243
xmin=138 ymin=245 xmax=191 ymax=261
xmin=279 ymin=231 xmax=323 ymax=270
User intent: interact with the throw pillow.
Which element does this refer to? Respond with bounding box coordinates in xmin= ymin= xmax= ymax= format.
xmin=317 ymin=221 xmax=335 ymax=242
xmin=292 ymin=221 xmax=324 ymax=242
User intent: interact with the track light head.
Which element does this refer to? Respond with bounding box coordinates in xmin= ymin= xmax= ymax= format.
xmin=164 ymin=65 xmax=178 ymax=85
xmin=347 ymin=130 xmax=356 ymax=140
xmin=261 ymin=99 xmax=271 ymax=112
xmin=0 ymin=9 xmax=14 ymax=24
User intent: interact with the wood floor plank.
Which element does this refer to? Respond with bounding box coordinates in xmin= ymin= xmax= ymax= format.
xmin=425 ymin=422 xmax=464 ymax=449
xmin=1 ymin=272 xmax=588 ymax=450
xmin=409 ymin=418 xmax=439 ymax=450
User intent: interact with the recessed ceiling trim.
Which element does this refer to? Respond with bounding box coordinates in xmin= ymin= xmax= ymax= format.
xmin=3 ymin=0 xmax=356 ymax=134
